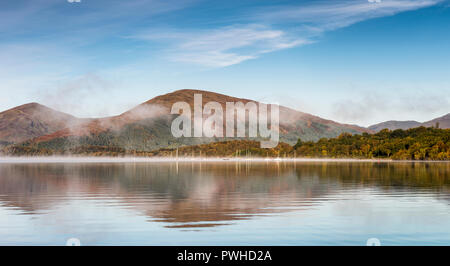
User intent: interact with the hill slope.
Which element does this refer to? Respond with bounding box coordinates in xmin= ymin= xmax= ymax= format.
xmin=0 ymin=103 xmax=84 ymax=144
xmin=423 ymin=113 xmax=450 ymax=129
xmin=369 ymin=113 xmax=450 ymax=132
xmin=368 ymin=120 xmax=422 ymax=132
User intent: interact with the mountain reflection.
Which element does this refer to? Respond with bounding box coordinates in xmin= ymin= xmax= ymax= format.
xmin=0 ymin=162 xmax=449 ymax=228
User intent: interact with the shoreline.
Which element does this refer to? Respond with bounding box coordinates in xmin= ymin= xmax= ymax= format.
xmin=0 ymin=156 xmax=449 ymax=164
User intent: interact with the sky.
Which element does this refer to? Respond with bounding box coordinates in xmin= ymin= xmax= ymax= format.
xmin=0 ymin=0 xmax=449 ymax=126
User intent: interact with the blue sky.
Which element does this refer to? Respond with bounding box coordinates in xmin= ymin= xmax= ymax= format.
xmin=0 ymin=0 xmax=449 ymax=126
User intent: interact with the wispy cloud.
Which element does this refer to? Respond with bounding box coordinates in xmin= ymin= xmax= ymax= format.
xmin=133 ymin=24 xmax=308 ymax=67
xmin=132 ymin=0 xmax=444 ymax=67
xmin=332 ymin=91 xmax=450 ymax=126
xmin=2 ymin=0 xmax=444 ymax=69
xmin=0 ymin=0 xmax=199 ymax=113
xmin=35 ymin=73 xmax=122 ymax=118
xmin=257 ymin=0 xmax=444 ymax=30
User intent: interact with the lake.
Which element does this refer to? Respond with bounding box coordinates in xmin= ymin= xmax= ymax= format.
xmin=0 ymin=159 xmax=449 ymax=245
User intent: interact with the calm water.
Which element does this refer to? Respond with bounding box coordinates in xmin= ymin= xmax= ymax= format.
xmin=0 ymin=160 xmax=449 ymax=246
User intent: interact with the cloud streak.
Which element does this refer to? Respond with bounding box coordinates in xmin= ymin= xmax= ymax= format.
xmin=134 ymin=25 xmax=308 ymax=67
xmin=257 ymin=0 xmax=444 ymax=30
xmin=1 ymin=0 xmax=444 ymax=68
xmin=133 ymin=0 xmax=444 ymax=67
xmin=0 ymin=0 xmax=195 ymax=36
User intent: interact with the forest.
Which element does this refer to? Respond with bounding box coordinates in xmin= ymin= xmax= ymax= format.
xmin=2 ymin=126 xmax=449 ymax=160
xmin=293 ymin=126 xmax=450 ymax=160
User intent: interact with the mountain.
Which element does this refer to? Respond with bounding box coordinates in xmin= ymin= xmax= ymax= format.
xmin=422 ymin=113 xmax=450 ymax=129
xmin=0 ymin=103 xmax=85 ymax=144
xmin=368 ymin=120 xmax=422 ymax=132
xmin=1 ymin=89 xmax=371 ymax=153
xmin=369 ymin=113 xmax=450 ymax=132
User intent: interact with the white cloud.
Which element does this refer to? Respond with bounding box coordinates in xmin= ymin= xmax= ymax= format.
xmin=176 ymin=52 xmax=257 ymax=68
xmin=132 ymin=0 xmax=443 ymax=67
xmin=35 ymin=73 xmax=121 ymax=117
xmin=331 ymin=91 xmax=450 ymax=126
xmin=258 ymin=0 xmax=443 ymax=31
xmin=134 ymin=25 xmax=309 ymax=67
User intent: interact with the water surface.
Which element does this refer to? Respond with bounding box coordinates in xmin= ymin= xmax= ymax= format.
xmin=0 ymin=160 xmax=449 ymax=245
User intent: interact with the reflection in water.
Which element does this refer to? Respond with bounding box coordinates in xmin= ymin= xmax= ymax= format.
xmin=0 ymin=161 xmax=449 ymax=245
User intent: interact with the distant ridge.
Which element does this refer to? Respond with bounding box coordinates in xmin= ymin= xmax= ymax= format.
xmin=368 ymin=113 xmax=450 ymax=132
xmin=368 ymin=120 xmax=422 ymax=132
xmin=423 ymin=113 xmax=450 ymax=129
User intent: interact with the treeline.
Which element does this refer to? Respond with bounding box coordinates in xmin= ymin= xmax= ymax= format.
xmin=2 ymin=127 xmax=450 ymax=160
xmin=2 ymin=140 xmax=293 ymax=158
xmin=151 ymin=140 xmax=293 ymax=157
xmin=294 ymin=127 xmax=450 ymax=160
xmin=135 ymin=127 xmax=450 ymax=160
xmin=0 ymin=141 xmax=13 ymax=148
xmin=3 ymin=145 xmax=156 ymax=157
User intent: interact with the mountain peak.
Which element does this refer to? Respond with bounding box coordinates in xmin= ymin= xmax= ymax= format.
xmin=141 ymin=89 xmax=253 ymax=109
xmin=2 ymin=102 xmax=46 ymax=114
xmin=0 ymin=102 xmax=79 ymax=143
xmin=19 ymin=102 xmax=41 ymax=108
